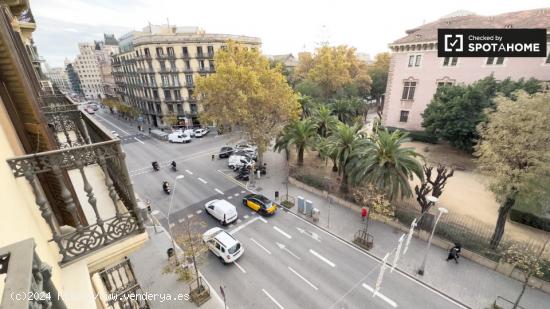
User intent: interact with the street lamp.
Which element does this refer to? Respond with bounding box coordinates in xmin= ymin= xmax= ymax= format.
xmin=417 ymin=196 xmax=447 ymax=276
xmin=167 ymin=174 xmax=184 ymax=262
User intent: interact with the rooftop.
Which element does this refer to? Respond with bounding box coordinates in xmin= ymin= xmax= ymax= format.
xmin=392 ymin=8 xmax=550 ymax=45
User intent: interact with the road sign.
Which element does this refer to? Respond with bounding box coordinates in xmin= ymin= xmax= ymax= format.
xmin=403 ymin=218 xmax=417 ymax=255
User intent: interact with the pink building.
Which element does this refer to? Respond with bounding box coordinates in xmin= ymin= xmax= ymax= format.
xmin=382 ymin=9 xmax=550 ymax=131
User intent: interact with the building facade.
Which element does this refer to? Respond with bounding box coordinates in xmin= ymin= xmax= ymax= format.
xmin=0 ymin=1 xmax=149 ymax=308
xmin=45 ymin=66 xmax=71 ymax=93
xmin=382 ymin=9 xmax=550 ymax=131
xmin=95 ymin=34 xmax=119 ymax=97
xmin=65 ymin=60 xmax=82 ymax=95
xmin=112 ymin=25 xmax=261 ymax=127
xmin=74 ymin=42 xmax=105 ymax=99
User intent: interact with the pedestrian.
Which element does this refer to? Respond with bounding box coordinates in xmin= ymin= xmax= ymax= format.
xmin=211 ymin=154 xmax=215 ymax=161
xmin=361 ymin=207 xmax=367 ymax=222
xmin=446 ymin=243 xmax=462 ymax=263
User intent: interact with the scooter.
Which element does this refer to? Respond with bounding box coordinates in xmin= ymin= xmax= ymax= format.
xmin=235 ymin=171 xmax=250 ymax=181
xmin=162 ymin=182 xmax=171 ymax=194
xmin=152 ymin=162 xmax=160 ymax=171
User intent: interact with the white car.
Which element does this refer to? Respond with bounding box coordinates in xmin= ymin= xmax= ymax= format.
xmin=168 ymin=132 xmax=191 ymax=143
xmin=228 ymin=155 xmax=253 ymax=170
xmin=182 ymin=129 xmax=195 ymax=137
xmin=203 ymin=227 xmax=244 ymax=263
xmin=194 ymin=128 xmax=208 ymax=137
xmin=205 ymin=199 xmax=238 ymax=225
xmin=235 ymin=143 xmax=257 ymax=152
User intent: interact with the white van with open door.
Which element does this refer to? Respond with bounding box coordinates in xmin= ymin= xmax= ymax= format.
xmin=204 ymin=199 xmax=238 ymax=225
xmin=168 ymin=132 xmax=191 ymax=143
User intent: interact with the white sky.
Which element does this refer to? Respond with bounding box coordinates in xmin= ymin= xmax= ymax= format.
xmin=31 ymin=0 xmax=550 ymax=67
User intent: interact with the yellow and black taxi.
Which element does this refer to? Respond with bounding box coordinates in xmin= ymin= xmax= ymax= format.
xmin=242 ymin=194 xmax=277 ymax=216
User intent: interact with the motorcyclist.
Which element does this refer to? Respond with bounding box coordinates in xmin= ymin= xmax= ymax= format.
xmin=152 ymin=161 xmax=159 ymax=171
xmin=171 ymin=161 xmax=177 ymax=170
xmin=162 ymin=181 xmax=170 ymax=192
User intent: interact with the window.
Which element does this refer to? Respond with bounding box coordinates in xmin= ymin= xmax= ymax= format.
xmin=156 ymin=47 xmax=163 ymax=57
xmin=167 ymin=47 xmax=175 ymax=56
xmin=486 ymin=57 xmax=505 ymax=65
xmin=185 ymin=74 xmax=193 ymax=86
xmin=443 ymin=57 xmax=458 ymax=66
xmin=197 ymin=46 xmax=203 ymax=56
xmin=401 ymin=81 xmax=416 ymax=100
xmin=399 ymin=111 xmax=409 ymax=123
xmin=408 ymin=54 xmax=422 ymax=67
xmin=184 ymin=60 xmax=191 ymax=70
xmin=546 ymin=52 xmax=550 ymax=64
xmin=437 ymin=81 xmax=453 ymax=88
xmin=182 ymin=47 xmax=189 ymax=57
xmin=199 ymin=60 xmax=205 ymax=70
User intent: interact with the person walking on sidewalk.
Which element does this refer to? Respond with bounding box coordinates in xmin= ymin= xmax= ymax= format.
xmin=446 ymin=243 xmax=462 ymax=263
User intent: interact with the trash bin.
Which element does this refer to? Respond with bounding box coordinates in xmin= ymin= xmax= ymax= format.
xmin=312 ymin=208 xmax=320 ymax=223
xmin=297 ymin=196 xmax=305 ymax=214
xmin=305 ymin=200 xmax=313 ymax=217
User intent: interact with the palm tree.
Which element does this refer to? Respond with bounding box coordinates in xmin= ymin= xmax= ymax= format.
xmin=274 ymin=119 xmax=318 ymax=166
xmin=316 ymin=136 xmax=338 ymax=172
xmin=298 ymin=95 xmax=316 ymax=119
xmin=330 ymin=99 xmax=354 ymax=124
xmin=347 ymin=129 xmax=424 ymax=200
xmin=312 ymin=105 xmax=338 ymax=138
xmin=327 ymin=122 xmax=364 ymax=192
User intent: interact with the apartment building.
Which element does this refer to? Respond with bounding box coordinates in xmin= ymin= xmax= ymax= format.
xmin=45 ymin=66 xmax=72 ymax=93
xmin=0 ymin=1 xmax=149 ymax=308
xmin=95 ymin=34 xmax=119 ymax=97
xmin=112 ymin=25 xmax=261 ymax=127
xmin=74 ymin=42 xmax=105 ymax=99
xmin=382 ymin=9 xmax=550 ymax=131
xmin=65 ymin=59 xmax=82 ymax=95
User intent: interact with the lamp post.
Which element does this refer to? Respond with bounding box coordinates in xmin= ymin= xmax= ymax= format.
xmin=417 ymin=196 xmax=447 ymax=276
xmin=167 ymin=174 xmax=184 ymax=262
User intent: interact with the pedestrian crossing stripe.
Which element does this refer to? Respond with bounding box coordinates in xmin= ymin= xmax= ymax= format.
xmin=228 ymin=196 xmax=233 ymax=199
xmin=196 ymin=210 xmax=203 ymax=214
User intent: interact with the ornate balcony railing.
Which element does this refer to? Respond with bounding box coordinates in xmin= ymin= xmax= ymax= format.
xmin=98 ymin=258 xmax=149 ymax=309
xmin=0 ymin=239 xmax=66 ymax=309
xmin=6 ymin=95 xmax=145 ymax=264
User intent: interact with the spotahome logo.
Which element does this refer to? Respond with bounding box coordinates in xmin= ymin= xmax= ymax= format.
xmin=438 ymin=29 xmax=547 ymax=57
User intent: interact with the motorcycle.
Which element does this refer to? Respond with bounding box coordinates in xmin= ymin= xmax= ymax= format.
xmin=152 ymin=161 xmax=160 ymax=171
xmin=235 ymin=167 xmax=250 ymax=181
xmin=162 ymin=182 xmax=171 ymax=194
xmin=254 ymin=164 xmax=267 ymax=175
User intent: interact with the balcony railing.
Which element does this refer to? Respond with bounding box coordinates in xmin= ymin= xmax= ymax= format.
xmin=159 ymin=67 xmax=178 ymax=73
xmin=182 ymin=53 xmax=190 ymax=59
xmin=6 ymin=95 xmax=145 ymax=264
xmin=0 ymin=239 xmax=66 ymax=309
xmin=98 ymin=258 xmax=149 ymax=309
xmin=196 ymin=52 xmax=206 ymax=59
xmin=157 ymin=53 xmax=176 ymax=60
xmin=207 ymin=51 xmax=214 ymax=58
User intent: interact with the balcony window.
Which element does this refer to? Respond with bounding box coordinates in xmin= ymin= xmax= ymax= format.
xmin=153 ymin=89 xmax=159 ymax=99
xmin=167 ymin=47 xmax=175 ymax=56
xmin=164 ymin=90 xmax=171 ymax=100
xmin=443 ymin=57 xmax=458 ymax=66
xmin=186 ymin=74 xmax=193 ymax=86
xmin=156 ymin=47 xmax=164 ymax=57
xmin=185 ymin=60 xmax=191 ymax=71
xmin=408 ymin=54 xmax=422 ymax=67
xmin=199 ymin=60 xmax=205 ymax=70
xmin=167 ymin=103 xmax=174 ymax=112
xmin=177 ymin=103 xmax=183 ymax=114
xmin=197 ymin=46 xmax=203 ymax=57
xmin=399 ymin=110 xmax=409 ymax=122
xmin=401 ymin=81 xmax=416 ymax=100
xmin=182 ymin=47 xmax=189 ymax=58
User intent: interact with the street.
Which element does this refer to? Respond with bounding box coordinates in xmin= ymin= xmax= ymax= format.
xmin=92 ymin=108 xmax=468 ymax=309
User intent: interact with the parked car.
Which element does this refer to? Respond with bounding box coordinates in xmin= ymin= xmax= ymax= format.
xmin=205 ymin=199 xmax=238 ymax=225
xmin=242 ymin=193 xmax=277 ymax=216
xmin=203 ymin=227 xmax=244 ymax=263
xmin=168 ymin=132 xmax=191 ymax=143
xmin=219 ymin=146 xmax=234 ymax=159
xmin=182 ymin=129 xmax=195 ymax=137
xmin=234 ymin=149 xmax=257 ymax=161
xmin=194 ymin=128 xmax=208 ymax=137
xmin=91 ymin=104 xmax=99 ymax=111
xmin=228 ymin=155 xmax=253 ymax=170
xmin=235 ymin=143 xmax=257 ymax=151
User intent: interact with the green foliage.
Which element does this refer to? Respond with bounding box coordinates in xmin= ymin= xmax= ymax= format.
xmin=347 ymin=129 xmax=424 ymax=200
xmin=280 ymin=200 xmax=294 ymax=209
xmin=509 ymin=209 xmax=550 ymax=232
xmin=368 ymin=52 xmax=391 ymax=100
xmin=422 ymin=76 xmax=541 ymax=152
xmin=294 ymin=173 xmax=325 ymax=190
xmin=383 ymin=126 xmax=438 ymax=144
xmin=295 ymin=80 xmax=323 ymax=99
xmin=312 ymin=105 xmax=338 ymax=138
xmin=274 ymin=118 xmax=318 ymax=166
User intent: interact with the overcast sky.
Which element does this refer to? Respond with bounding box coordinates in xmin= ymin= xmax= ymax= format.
xmin=32 ymin=0 xmax=549 ymax=67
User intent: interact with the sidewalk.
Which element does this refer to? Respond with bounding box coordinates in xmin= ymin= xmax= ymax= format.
xmin=129 ymin=225 xmax=225 ymax=309
xmin=255 ymin=150 xmax=550 ymax=309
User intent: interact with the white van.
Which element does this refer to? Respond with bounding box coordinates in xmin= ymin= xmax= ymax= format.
xmin=228 ymin=155 xmax=253 ymax=170
xmin=168 ymin=132 xmax=191 ymax=143
xmin=205 ymin=199 xmax=238 ymax=225
xmin=183 ymin=129 xmax=195 ymax=137
xmin=203 ymin=227 xmax=244 ymax=263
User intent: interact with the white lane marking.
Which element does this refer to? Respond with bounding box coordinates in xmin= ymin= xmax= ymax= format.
xmin=134 ymin=137 xmax=145 ymax=144
xmin=94 ymin=114 xmax=130 ymax=135
xmin=178 ymin=218 xmax=185 ymax=224
xmin=187 ymin=214 xmax=194 ymax=219
xmin=196 ymin=210 xmax=203 ymax=215
xmin=215 ymin=188 xmax=224 ymax=195
xmin=228 ymin=224 xmax=234 ymax=228
xmin=276 ymin=242 xmax=301 ymax=260
xmin=288 ymin=266 xmax=318 ymax=291
xmin=151 ymin=210 xmax=160 ymax=215
xmin=234 ymin=193 xmax=239 ymax=196
xmin=250 ymin=238 xmax=271 ymax=255
xmin=228 ymin=196 xmax=233 ymax=200
xmin=262 ymin=289 xmax=284 ymax=309
xmin=309 ymin=249 xmax=336 ymax=268
xmin=258 ymin=216 xmax=268 ymax=223
xmin=241 ymin=190 xmax=246 ymax=194
xmin=244 ymin=215 xmax=249 ymax=219
xmin=363 ymin=284 xmax=398 ymax=308
xmin=185 ymin=170 xmax=193 ymax=175
xmin=234 ymin=261 xmax=247 ymax=274
xmin=229 ymin=217 xmax=260 ymax=235
xmin=250 ymin=211 xmax=255 ymax=215
xmin=198 ymin=177 xmax=208 ymax=184
xmin=273 ymin=226 xmax=292 ymax=239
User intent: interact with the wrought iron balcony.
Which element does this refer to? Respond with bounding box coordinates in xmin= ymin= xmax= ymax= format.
xmin=157 ymin=53 xmax=176 ymax=60
xmin=182 ymin=53 xmax=191 ymax=60
xmin=196 ymin=52 xmax=206 ymax=59
xmin=207 ymin=51 xmax=214 ymax=58
xmin=6 ymin=95 xmax=145 ymax=265
xmin=98 ymin=258 xmax=150 ymax=309
xmin=0 ymin=239 xmax=66 ymax=309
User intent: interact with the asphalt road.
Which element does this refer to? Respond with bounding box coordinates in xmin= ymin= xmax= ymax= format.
xmin=91 ymin=108 xmax=469 ymax=309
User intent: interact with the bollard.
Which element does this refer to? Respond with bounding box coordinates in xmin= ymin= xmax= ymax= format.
xmin=275 ymin=191 xmax=279 ymax=201
xmin=211 ymin=154 xmax=215 ymax=161
xmin=167 ymin=248 xmax=175 ymax=259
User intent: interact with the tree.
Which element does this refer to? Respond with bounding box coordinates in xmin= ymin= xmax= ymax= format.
xmin=347 ymin=129 xmax=424 ymax=200
xmin=475 ymin=91 xmax=550 ymax=248
xmin=312 ymin=105 xmax=338 ymax=138
xmin=274 ymin=119 xmax=318 ymax=166
xmin=422 ymin=76 xmax=541 ymax=153
xmin=368 ymin=52 xmax=391 ymax=101
xmin=298 ymin=95 xmax=317 ymax=119
xmin=163 ymin=112 xmax=179 ymax=127
xmin=415 ymin=164 xmax=454 ymax=213
xmin=327 ymin=122 xmax=364 ymax=192
xmin=502 ymin=242 xmax=547 ymax=309
xmin=295 ymin=80 xmax=323 ymax=99
xmin=196 ymin=42 xmax=301 ymax=163
xmin=331 ymin=98 xmax=355 ymax=124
